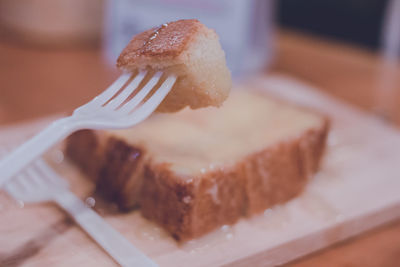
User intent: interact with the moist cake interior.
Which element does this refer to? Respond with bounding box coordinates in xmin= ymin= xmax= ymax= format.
xmin=109 ymin=89 xmax=323 ymax=177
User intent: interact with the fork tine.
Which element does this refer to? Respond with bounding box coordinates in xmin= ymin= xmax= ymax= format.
xmin=1 ymin=141 xmax=67 ymax=189
xmin=4 ymin=174 xmax=22 ymax=195
xmin=34 ymin=158 xmax=68 ymax=188
xmin=118 ymin=72 xmax=165 ymax=115
xmin=122 ymin=75 xmax=177 ymax=123
xmin=84 ymin=73 xmax=134 ymax=107
xmin=138 ymin=75 xmax=176 ymax=111
xmin=105 ymin=71 xmax=148 ymax=110
xmin=25 ymin=166 xmax=46 ymax=188
xmin=7 ymin=173 xmax=29 ymax=195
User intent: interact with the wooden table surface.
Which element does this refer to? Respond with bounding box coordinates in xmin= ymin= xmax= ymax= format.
xmin=1 ymin=31 xmax=400 ymax=266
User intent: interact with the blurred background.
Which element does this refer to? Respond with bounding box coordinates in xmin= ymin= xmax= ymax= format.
xmin=1 ymin=0 xmax=400 ymax=125
xmin=0 ymin=0 xmax=400 ymax=266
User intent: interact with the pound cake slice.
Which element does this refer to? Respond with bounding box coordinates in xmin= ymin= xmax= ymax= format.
xmin=66 ymin=90 xmax=329 ymax=241
xmin=117 ymin=19 xmax=231 ymax=112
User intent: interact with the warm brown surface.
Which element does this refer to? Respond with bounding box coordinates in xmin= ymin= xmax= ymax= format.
xmin=65 ymin=91 xmax=328 ymax=241
xmin=289 ymin=221 xmax=400 ymax=267
xmin=272 ymin=30 xmax=400 ymax=125
xmin=0 ymin=41 xmax=119 ymax=125
xmin=273 ymin=30 xmax=400 ymax=267
xmin=1 ymin=30 xmax=400 ymax=265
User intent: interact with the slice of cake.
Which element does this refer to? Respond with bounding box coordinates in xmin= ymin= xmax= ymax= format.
xmin=117 ymin=19 xmax=231 ymax=112
xmin=66 ymin=90 xmax=329 ymax=241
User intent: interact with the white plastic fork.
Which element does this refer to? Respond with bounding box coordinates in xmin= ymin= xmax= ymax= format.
xmin=0 ymin=71 xmax=176 ymax=186
xmin=1 ymin=150 xmax=158 ymax=267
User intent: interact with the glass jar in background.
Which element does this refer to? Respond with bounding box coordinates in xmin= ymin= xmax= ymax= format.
xmin=104 ymin=0 xmax=276 ymax=76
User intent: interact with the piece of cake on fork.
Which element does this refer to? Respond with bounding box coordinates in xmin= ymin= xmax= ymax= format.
xmin=117 ymin=19 xmax=231 ymax=112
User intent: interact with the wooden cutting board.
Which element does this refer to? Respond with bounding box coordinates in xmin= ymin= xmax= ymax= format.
xmin=1 ymin=75 xmax=400 ymax=267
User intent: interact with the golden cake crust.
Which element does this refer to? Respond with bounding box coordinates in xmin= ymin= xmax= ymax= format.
xmin=117 ymin=19 xmax=202 ymax=66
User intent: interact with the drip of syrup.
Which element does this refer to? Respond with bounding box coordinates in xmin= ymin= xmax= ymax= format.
xmin=143 ymin=23 xmax=168 ymax=47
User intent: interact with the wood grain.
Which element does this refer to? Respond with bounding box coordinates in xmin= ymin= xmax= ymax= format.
xmin=1 ymin=76 xmax=400 ymax=266
xmin=270 ymin=33 xmax=400 ymax=266
xmin=272 ymin=30 xmax=400 ymax=125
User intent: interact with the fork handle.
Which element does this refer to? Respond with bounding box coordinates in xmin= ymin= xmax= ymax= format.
xmin=0 ymin=117 xmax=77 ymax=186
xmin=55 ymin=191 xmax=157 ymax=267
